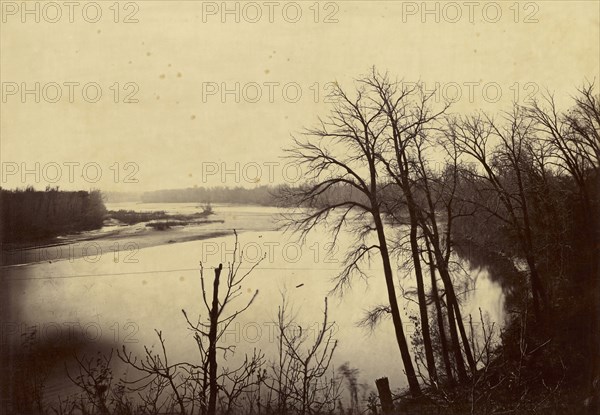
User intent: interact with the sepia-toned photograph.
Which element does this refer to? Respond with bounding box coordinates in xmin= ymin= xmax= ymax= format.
xmin=1 ymin=1 xmax=599 ymax=413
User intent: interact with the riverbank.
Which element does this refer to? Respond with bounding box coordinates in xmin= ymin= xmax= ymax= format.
xmin=0 ymin=222 xmax=232 ymax=267
xmin=2 ymin=203 xmax=284 ymax=267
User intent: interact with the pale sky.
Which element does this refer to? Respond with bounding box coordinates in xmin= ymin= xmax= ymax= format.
xmin=1 ymin=0 xmax=598 ymax=191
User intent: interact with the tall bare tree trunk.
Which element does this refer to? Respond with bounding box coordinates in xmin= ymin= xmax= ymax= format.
xmin=442 ymin=279 xmax=468 ymax=383
xmin=450 ymin=292 xmax=477 ymax=372
xmin=409 ymin=218 xmax=438 ymax=384
xmin=427 ymin=236 xmax=476 ymax=373
xmin=373 ymin=211 xmax=421 ymax=397
xmin=426 ymin=240 xmax=455 ymax=386
xmin=397 ymin=148 xmax=438 ymax=384
xmin=207 ymin=264 xmax=223 ymax=415
xmin=516 ymin=164 xmax=548 ymax=320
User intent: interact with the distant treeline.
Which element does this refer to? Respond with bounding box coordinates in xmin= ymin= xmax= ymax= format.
xmin=124 ymin=184 xmax=376 ymax=208
xmin=140 ymin=185 xmax=284 ymax=205
xmin=103 ymin=191 xmax=143 ymax=203
xmin=0 ymin=187 xmax=106 ymax=244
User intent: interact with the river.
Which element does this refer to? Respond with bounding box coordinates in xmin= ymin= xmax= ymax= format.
xmin=1 ymin=203 xmax=506 ymax=406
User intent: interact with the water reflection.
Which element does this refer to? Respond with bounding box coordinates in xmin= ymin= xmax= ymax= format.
xmin=1 ymin=204 xmax=509 ymax=408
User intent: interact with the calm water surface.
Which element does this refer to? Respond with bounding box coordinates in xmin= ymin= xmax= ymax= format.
xmin=2 ymin=203 xmax=505 ymax=401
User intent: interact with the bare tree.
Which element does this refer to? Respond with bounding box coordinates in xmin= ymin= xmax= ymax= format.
xmin=363 ymin=71 xmax=449 ymax=385
xmin=527 ymin=83 xmax=600 ymax=408
xmin=118 ymin=231 xmax=265 ymax=415
xmin=218 ymin=348 xmax=265 ymax=415
xmin=66 ymin=351 xmax=115 ymax=415
xmin=422 ymin=235 xmax=455 ymax=387
xmin=181 ymin=231 xmax=263 ymax=415
xmin=264 ymin=295 xmax=341 ymax=415
xmin=528 ymin=84 xmax=599 ymax=212
xmin=448 ymin=108 xmax=549 ymax=321
xmin=364 ymin=72 xmax=479 ymax=383
xmin=280 ymin=73 xmax=423 ymax=396
xmin=118 ymin=330 xmax=187 ymax=414
xmin=410 ymin=131 xmax=478 ymax=378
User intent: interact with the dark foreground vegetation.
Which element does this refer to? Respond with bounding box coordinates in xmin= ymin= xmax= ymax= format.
xmin=3 ymin=70 xmax=599 ymax=415
xmin=0 ymin=187 xmax=106 ymax=245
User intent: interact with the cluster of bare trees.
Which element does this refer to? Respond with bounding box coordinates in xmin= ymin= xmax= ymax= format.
xmin=260 ymin=296 xmax=341 ymax=415
xmin=280 ymin=68 xmax=599 ymax=407
xmin=281 ymin=70 xmax=475 ymax=396
xmin=52 ymin=232 xmax=343 ymax=415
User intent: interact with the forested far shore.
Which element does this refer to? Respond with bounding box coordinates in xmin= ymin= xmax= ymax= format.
xmin=137 ymin=185 xmax=284 ymax=205
xmin=0 ymin=187 xmax=106 ymax=244
xmin=106 ymin=184 xmax=383 ymax=207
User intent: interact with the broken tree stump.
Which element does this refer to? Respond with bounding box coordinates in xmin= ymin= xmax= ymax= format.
xmin=375 ymin=377 xmax=394 ymax=414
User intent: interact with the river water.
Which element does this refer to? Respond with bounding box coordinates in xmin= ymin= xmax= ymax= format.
xmin=1 ymin=203 xmax=505 ymax=404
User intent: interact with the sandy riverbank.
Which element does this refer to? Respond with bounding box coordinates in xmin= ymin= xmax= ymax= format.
xmin=1 ymin=224 xmax=232 ymax=267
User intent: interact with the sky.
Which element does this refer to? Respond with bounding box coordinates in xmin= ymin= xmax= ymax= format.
xmin=1 ymin=0 xmax=598 ymax=192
